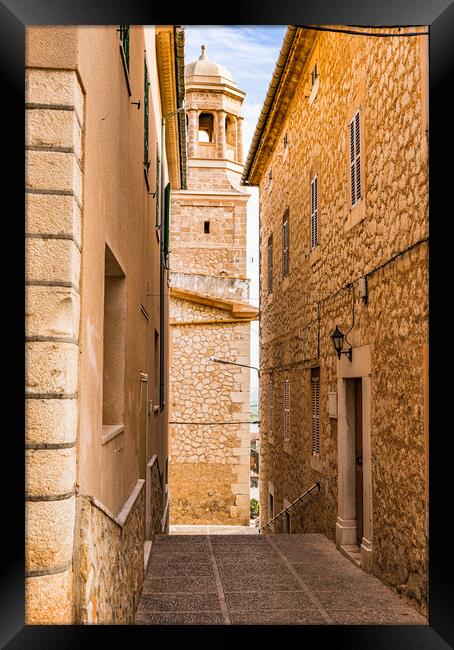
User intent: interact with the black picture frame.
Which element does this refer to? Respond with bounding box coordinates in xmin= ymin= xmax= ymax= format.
xmin=2 ymin=0 xmax=453 ymax=647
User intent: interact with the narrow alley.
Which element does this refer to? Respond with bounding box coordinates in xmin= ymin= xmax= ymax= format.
xmin=135 ymin=531 xmax=426 ymax=625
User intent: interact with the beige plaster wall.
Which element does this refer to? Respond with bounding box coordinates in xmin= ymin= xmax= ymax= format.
xmin=257 ymin=27 xmax=428 ymax=614
xmin=25 ymin=25 xmax=170 ymax=623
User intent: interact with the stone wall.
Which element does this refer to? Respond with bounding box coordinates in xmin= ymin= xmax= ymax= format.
xmin=257 ymin=27 xmax=428 ymax=615
xmin=25 ymin=60 xmax=84 ymax=624
xmin=169 ymin=305 xmax=251 ymax=525
xmin=73 ymin=482 xmax=145 ymax=624
xmin=170 ymin=192 xmax=248 ymax=278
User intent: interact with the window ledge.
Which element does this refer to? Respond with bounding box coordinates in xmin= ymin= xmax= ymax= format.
xmin=282 ymin=275 xmax=290 ymax=291
xmin=345 ymin=199 xmax=366 ymax=232
xmin=283 ymin=440 xmax=291 ymax=455
xmin=309 ymin=245 xmax=321 ymax=266
xmin=102 ymin=424 xmax=125 ymax=445
xmin=310 ymin=453 xmax=323 ymax=473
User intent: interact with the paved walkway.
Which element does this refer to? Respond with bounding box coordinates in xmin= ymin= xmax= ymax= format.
xmin=170 ymin=524 xmax=259 ymax=535
xmin=134 ymin=534 xmax=427 ymax=625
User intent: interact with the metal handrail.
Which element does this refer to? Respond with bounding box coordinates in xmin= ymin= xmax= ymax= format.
xmin=258 ymin=481 xmax=321 ymax=533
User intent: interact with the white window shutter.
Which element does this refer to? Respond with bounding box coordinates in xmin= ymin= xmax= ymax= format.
xmin=312 ymin=375 xmax=320 ymax=455
xmin=284 ymin=379 xmax=290 ymax=441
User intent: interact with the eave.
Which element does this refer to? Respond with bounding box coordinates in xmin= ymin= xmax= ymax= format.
xmin=170 ymin=287 xmax=259 ymax=321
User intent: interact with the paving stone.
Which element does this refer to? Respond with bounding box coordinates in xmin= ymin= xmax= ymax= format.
xmin=142 ymin=575 xmax=218 ymax=594
xmin=217 ymin=563 xmax=289 ymax=578
xmin=229 ymin=609 xmax=326 ymax=625
xmin=135 ymin=611 xmax=225 ymax=625
xmin=220 ymin=574 xmax=301 ymax=593
xmin=149 ymin=562 xmax=215 ymax=577
xmin=326 ymin=608 xmax=427 ymax=625
xmin=137 ymin=592 xmax=221 ymax=612
xmin=225 ymin=591 xmax=315 ymax=611
xmin=137 ymin=534 xmax=426 ymax=625
xmin=315 ymin=588 xmax=404 ymax=610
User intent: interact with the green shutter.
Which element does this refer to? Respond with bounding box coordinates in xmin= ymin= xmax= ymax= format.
xmin=164 ymin=183 xmax=171 ymax=266
xmin=155 ymin=144 xmax=160 ymax=227
xmin=144 ymin=58 xmax=150 ymax=168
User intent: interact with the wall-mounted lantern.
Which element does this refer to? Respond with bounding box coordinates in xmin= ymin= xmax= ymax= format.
xmin=330 ymin=325 xmax=352 ymax=361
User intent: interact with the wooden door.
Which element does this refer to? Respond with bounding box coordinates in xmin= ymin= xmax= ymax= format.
xmin=354 ymin=378 xmax=363 ymax=546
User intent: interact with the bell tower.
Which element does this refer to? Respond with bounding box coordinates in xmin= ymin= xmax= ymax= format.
xmin=168 ymin=45 xmax=257 ymax=526
xmin=186 ymin=45 xmax=245 ymax=181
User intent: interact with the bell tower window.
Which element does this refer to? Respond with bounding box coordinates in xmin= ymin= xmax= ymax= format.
xmin=225 ymin=115 xmax=236 ymax=147
xmin=198 ymin=113 xmax=214 ymax=142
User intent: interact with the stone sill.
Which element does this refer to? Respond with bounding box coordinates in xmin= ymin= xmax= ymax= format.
xmin=282 ymin=275 xmax=289 ymax=291
xmin=310 ymin=453 xmax=323 ymax=473
xmin=309 ymin=245 xmax=321 ymax=266
xmin=101 ymin=424 xmax=124 ymax=445
xmin=345 ymin=199 xmax=366 ymax=232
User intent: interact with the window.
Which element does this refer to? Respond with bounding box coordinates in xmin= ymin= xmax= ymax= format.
xmin=154 ymin=330 xmax=159 ymax=407
xmin=102 ymin=245 xmax=126 ymax=428
xmin=204 ymin=220 xmax=210 ymax=234
xmin=198 ymin=113 xmax=213 ymax=142
xmin=269 ymin=493 xmax=274 ymax=519
xmin=267 ymin=234 xmax=273 ymax=294
xmin=311 ymin=367 xmax=320 ymax=455
xmin=155 ymin=144 xmax=160 ymax=227
xmin=310 ymin=174 xmax=319 ymax=249
xmin=163 ymin=183 xmax=171 ymax=267
xmin=284 ymin=379 xmax=290 ymax=441
xmin=225 ymin=115 xmax=236 ymax=147
xmin=283 ymin=132 xmax=289 ymax=149
xmin=349 ymin=110 xmax=362 ymax=208
xmin=144 ymin=57 xmax=150 ymax=173
xmin=119 ymin=25 xmax=130 ymax=71
xmin=282 ymin=209 xmax=290 ymax=278
xmin=267 ymin=377 xmax=273 ymax=435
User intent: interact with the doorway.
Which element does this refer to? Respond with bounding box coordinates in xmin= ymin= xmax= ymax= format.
xmin=336 ymin=345 xmax=372 ymax=572
xmin=354 ymin=378 xmax=363 ymax=547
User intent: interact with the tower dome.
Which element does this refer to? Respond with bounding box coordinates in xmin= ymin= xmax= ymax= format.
xmin=185 ymin=45 xmax=237 ymax=87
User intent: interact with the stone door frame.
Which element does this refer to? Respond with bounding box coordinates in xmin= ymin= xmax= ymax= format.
xmin=335 ymin=344 xmax=373 ymax=572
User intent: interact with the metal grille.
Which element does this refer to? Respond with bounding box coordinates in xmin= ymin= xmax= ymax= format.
xmin=267 ymin=378 xmax=273 ymax=435
xmin=119 ymin=25 xmax=130 ymax=71
xmin=144 ymin=58 xmax=150 ymax=169
xmin=267 ymin=235 xmax=273 ymax=294
xmin=310 ymin=174 xmax=318 ymax=249
xmin=284 ymin=379 xmax=290 ymax=441
xmin=311 ymin=368 xmax=320 ymax=455
xmin=349 ymin=109 xmax=362 ymax=207
xmin=282 ymin=209 xmax=290 ymax=278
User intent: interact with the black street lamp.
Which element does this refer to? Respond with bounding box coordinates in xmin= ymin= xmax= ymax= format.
xmin=330 ymin=325 xmax=352 ymax=361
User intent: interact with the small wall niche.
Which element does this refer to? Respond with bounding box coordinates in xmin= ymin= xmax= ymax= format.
xmin=102 ymin=244 xmax=126 ymax=428
xmin=203 ymin=220 xmax=210 ymax=234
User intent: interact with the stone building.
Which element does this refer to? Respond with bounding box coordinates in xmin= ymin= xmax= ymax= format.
xmin=169 ymin=46 xmax=258 ymax=525
xmin=25 ymin=25 xmax=186 ymax=623
xmin=242 ymin=26 xmax=429 ymax=615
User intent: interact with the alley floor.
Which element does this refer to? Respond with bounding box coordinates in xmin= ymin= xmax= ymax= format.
xmin=134 ymin=533 xmax=427 ymax=625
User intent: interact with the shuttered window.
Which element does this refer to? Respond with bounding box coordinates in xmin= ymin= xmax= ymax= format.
xmin=267 ymin=235 xmax=273 ymax=294
xmin=267 ymin=378 xmax=273 ymax=436
xmin=349 ymin=110 xmax=362 ymax=208
xmin=144 ymin=58 xmax=150 ymax=170
xmin=310 ymin=174 xmax=318 ymax=249
xmin=282 ymin=209 xmax=290 ymax=278
xmin=311 ymin=367 xmax=320 ymax=455
xmin=119 ymin=25 xmax=130 ymax=71
xmin=284 ymin=379 xmax=290 ymax=441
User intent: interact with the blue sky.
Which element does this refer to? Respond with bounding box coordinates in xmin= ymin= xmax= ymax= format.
xmin=184 ymin=26 xmax=287 ymax=400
